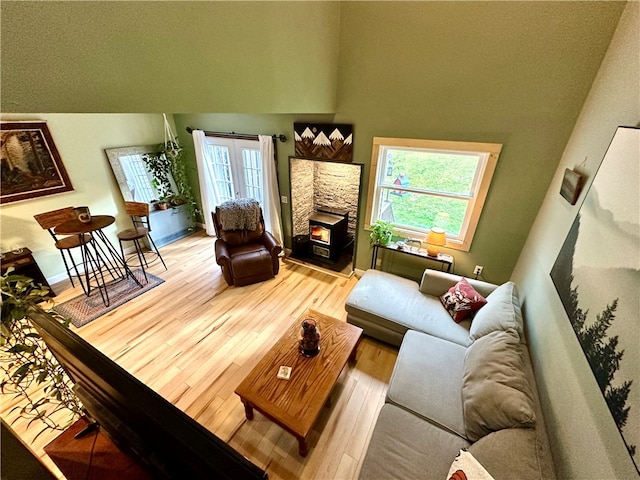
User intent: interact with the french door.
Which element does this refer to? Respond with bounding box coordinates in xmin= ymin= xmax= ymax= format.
xmin=204 ymin=137 xmax=263 ymax=207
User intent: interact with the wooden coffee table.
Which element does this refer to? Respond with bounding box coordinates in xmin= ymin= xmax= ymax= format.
xmin=235 ymin=309 xmax=363 ymax=456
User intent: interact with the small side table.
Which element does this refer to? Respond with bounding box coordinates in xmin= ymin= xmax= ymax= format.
xmin=1 ymin=248 xmax=55 ymax=296
xmin=371 ymin=242 xmax=453 ymax=273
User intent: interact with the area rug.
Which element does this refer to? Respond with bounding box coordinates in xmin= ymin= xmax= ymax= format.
xmin=54 ymin=269 xmax=164 ymax=328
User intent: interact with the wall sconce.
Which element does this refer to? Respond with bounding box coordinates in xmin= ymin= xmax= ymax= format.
xmin=426 ymin=227 xmax=446 ymax=256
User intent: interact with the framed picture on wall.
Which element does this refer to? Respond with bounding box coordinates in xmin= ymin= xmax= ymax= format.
xmin=551 ymin=126 xmax=640 ymax=474
xmin=0 ymin=121 xmax=74 ymax=204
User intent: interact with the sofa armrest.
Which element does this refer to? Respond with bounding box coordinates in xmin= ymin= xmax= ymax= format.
xmin=419 ymin=269 xmax=498 ymax=298
xmin=262 ymin=231 xmax=282 ymax=257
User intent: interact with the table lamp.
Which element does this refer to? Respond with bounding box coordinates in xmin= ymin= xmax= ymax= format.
xmin=426 ymin=227 xmax=446 ymax=256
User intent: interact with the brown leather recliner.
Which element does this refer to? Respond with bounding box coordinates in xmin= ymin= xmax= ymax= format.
xmin=212 ymin=207 xmax=282 ymax=287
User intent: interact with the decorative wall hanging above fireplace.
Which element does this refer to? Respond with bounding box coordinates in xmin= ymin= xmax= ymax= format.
xmin=294 ymin=123 xmax=353 ymax=162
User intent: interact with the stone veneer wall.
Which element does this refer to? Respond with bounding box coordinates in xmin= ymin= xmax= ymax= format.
xmin=291 ymin=159 xmax=315 ymax=236
xmin=313 ymin=162 xmax=360 ymax=237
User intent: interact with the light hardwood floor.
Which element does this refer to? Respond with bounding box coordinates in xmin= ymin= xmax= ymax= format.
xmin=1 ymin=230 xmax=399 ymax=479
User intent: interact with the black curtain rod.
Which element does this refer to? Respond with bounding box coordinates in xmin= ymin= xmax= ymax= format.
xmin=186 ymin=126 xmax=286 ymax=143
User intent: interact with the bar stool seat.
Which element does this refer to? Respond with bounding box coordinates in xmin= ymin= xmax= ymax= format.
xmin=34 ymin=207 xmax=89 ymax=289
xmin=117 ymin=202 xmax=166 ymax=282
xmin=117 ymin=226 xmax=148 ymax=242
xmin=55 ymin=234 xmax=92 ymax=250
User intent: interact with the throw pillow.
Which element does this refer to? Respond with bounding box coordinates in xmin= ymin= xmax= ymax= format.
xmin=440 ymin=278 xmax=487 ymax=323
xmin=447 ymin=450 xmax=495 ymax=480
xmin=462 ymin=329 xmax=536 ymax=442
xmin=468 ymin=281 xmax=524 ymax=341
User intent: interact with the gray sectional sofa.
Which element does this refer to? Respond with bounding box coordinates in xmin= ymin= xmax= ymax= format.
xmin=345 ymin=268 xmax=556 ymax=480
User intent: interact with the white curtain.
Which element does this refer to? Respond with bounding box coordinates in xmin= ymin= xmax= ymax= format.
xmin=259 ymin=135 xmax=283 ymax=245
xmin=192 ymin=130 xmax=221 ymax=236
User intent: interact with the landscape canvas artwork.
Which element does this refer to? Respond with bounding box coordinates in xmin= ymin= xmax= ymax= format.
xmin=0 ymin=122 xmax=74 ymax=204
xmin=294 ymin=123 xmax=353 ymax=162
xmin=551 ymin=126 xmax=640 ymax=474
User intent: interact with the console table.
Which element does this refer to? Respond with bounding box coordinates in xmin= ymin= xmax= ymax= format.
xmin=371 ymin=242 xmax=453 ymax=273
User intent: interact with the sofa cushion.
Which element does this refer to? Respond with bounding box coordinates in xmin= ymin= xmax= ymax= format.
xmin=386 ymin=330 xmax=468 ymax=438
xmin=440 ymin=278 xmax=487 ymax=323
xmin=468 ymin=428 xmax=555 ymax=480
xmin=462 ymin=329 xmax=536 ymax=441
xmin=469 ymin=281 xmax=524 ymax=342
xmin=419 ymin=269 xmax=497 ymax=299
xmin=358 ymin=404 xmax=470 ymax=480
xmin=447 ymin=450 xmax=495 ymax=480
xmin=345 ymin=269 xmax=472 ymax=346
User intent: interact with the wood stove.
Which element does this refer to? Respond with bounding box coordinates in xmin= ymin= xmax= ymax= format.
xmin=309 ymin=207 xmax=348 ymax=261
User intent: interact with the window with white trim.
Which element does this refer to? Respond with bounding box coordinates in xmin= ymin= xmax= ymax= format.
xmin=365 ymin=137 xmax=502 ymax=251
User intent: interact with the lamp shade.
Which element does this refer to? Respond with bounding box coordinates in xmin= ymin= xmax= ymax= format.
xmin=426 ymin=227 xmax=446 ymax=256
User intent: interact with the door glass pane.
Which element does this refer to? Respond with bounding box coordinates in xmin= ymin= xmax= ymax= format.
xmin=207 ymin=145 xmax=234 ymax=202
xmin=242 ymin=148 xmax=263 ymax=206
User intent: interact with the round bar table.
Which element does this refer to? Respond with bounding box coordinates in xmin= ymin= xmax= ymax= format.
xmin=55 ymin=215 xmax=142 ymax=306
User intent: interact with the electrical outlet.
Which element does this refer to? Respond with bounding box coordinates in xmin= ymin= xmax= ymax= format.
xmin=281 ymin=195 xmax=288 ymax=204
xmin=474 ymin=265 xmax=484 ymax=276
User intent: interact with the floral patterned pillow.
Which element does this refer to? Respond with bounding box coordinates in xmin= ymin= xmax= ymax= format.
xmin=440 ymin=278 xmax=487 ymax=323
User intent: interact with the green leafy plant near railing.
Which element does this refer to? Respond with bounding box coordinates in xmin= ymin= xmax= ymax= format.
xmin=143 ymin=141 xmax=199 ymax=223
xmin=1 ymin=270 xmax=81 ymax=438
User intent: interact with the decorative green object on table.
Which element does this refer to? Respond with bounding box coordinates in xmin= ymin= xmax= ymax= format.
xmin=370 ymin=220 xmax=394 ymax=246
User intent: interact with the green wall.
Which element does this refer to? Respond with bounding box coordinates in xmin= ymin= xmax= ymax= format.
xmin=0 ymin=1 xmax=340 ymax=113
xmin=335 ymin=1 xmax=625 ymax=281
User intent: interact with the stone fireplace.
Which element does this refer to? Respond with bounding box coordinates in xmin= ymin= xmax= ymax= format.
xmin=289 ymin=157 xmax=362 ymax=274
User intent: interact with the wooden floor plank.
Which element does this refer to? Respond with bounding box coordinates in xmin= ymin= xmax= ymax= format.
xmin=1 ymin=230 xmax=398 ymax=479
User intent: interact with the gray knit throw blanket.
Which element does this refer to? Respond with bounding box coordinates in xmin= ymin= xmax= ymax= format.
xmin=217 ymin=198 xmax=260 ymax=231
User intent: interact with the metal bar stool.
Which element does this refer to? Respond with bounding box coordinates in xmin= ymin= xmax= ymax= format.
xmin=34 ymin=207 xmax=91 ymax=291
xmin=117 ymin=202 xmax=167 ymax=282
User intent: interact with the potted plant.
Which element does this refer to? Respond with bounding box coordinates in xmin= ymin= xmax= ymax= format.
xmin=156 ymin=199 xmax=169 ymax=210
xmin=144 ymin=153 xmax=174 ymax=205
xmin=144 ymin=141 xmax=199 ymax=223
xmin=370 ymin=220 xmax=394 ymax=246
xmin=1 ymin=270 xmax=82 ymax=436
